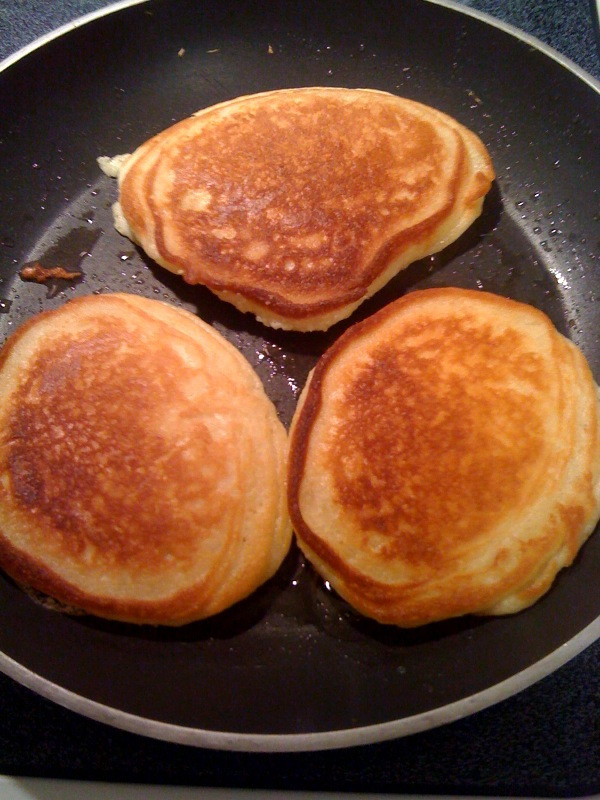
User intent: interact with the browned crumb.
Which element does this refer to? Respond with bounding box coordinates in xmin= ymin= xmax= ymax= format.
xmin=20 ymin=262 xmax=82 ymax=283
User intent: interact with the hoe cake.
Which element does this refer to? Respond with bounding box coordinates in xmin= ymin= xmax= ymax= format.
xmin=106 ymin=88 xmax=494 ymax=330
xmin=0 ymin=294 xmax=291 ymax=625
xmin=288 ymin=288 xmax=600 ymax=626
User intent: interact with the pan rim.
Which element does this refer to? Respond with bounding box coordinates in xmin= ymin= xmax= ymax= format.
xmin=1 ymin=0 xmax=599 ymax=95
xmin=1 ymin=615 xmax=599 ymax=751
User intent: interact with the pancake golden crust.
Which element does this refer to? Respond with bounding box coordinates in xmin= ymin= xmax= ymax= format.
xmin=114 ymin=88 xmax=494 ymax=330
xmin=288 ymin=288 xmax=600 ymax=626
xmin=0 ymin=294 xmax=291 ymax=625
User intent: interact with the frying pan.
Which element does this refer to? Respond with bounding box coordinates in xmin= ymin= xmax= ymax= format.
xmin=0 ymin=0 xmax=599 ymax=752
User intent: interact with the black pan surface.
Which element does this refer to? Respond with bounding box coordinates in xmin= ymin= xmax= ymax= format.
xmin=0 ymin=0 xmax=599 ymax=751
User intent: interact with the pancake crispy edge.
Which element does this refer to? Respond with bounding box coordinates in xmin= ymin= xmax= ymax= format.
xmin=0 ymin=293 xmax=291 ymax=625
xmin=287 ymin=288 xmax=600 ymax=626
xmin=112 ymin=87 xmax=494 ymax=331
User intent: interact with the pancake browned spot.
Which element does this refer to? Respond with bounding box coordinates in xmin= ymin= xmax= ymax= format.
xmin=108 ymin=88 xmax=494 ymax=330
xmin=0 ymin=294 xmax=291 ymax=625
xmin=288 ymin=288 xmax=600 ymax=626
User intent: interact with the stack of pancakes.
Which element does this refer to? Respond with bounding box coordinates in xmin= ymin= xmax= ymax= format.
xmin=1 ymin=88 xmax=598 ymax=627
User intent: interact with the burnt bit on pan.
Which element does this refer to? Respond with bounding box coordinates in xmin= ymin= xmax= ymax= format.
xmin=20 ymin=262 xmax=83 ymax=283
xmin=18 ymin=226 xmax=100 ymax=297
xmin=20 ymin=262 xmax=83 ymax=298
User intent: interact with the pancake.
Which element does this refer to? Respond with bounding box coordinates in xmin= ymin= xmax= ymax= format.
xmin=0 ymin=294 xmax=291 ymax=625
xmin=109 ymin=87 xmax=494 ymax=331
xmin=288 ymin=288 xmax=600 ymax=626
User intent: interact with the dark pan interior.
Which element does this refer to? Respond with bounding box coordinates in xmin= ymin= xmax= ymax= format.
xmin=0 ymin=0 xmax=598 ymax=742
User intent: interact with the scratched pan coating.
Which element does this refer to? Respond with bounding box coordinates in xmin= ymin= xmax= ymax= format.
xmin=0 ymin=0 xmax=599 ymax=751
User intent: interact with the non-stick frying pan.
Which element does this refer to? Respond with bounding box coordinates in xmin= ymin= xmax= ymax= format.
xmin=0 ymin=0 xmax=598 ymax=752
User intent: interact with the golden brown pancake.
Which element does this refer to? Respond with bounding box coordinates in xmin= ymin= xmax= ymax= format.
xmin=110 ymin=88 xmax=494 ymax=330
xmin=288 ymin=288 xmax=600 ymax=626
xmin=0 ymin=294 xmax=291 ymax=625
